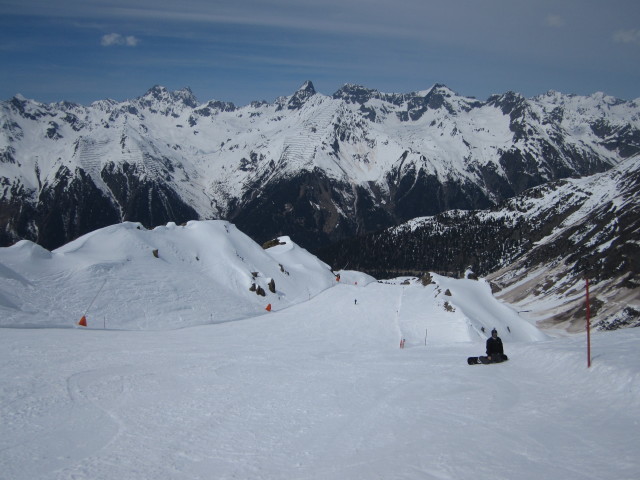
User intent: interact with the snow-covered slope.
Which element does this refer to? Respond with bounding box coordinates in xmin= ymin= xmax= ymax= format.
xmin=2 ymin=82 xmax=639 ymax=251
xmin=486 ymin=155 xmax=640 ymax=332
xmin=0 ymin=220 xmax=344 ymax=329
xmin=0 ymin=223 xmax=638 ymax=479
xmin=319 ymin=155 xmax=640 ymax=331
xmin=0 ymin=217 xmax=541 ymax=339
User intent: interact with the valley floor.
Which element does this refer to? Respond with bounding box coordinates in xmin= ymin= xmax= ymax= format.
xmin=1 ymin=282 xmax=639 ymax=480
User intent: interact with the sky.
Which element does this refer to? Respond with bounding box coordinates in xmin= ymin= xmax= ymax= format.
xmin=1 ymin=0 xmax=640 ymax=106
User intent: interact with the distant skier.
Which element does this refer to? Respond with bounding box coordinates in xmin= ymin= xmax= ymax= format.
xmin=486 ymin=328 xmax=506 ymax=362
xmin=354 ymin=299 xmax=357 ymax=305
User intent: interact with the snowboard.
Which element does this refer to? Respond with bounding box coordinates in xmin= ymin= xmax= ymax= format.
xmin=467 ymin=355 xmax=508 ymax=365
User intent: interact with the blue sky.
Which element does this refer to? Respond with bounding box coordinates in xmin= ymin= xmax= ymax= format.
xmin=1 ymin=0 xmax=639 ymax=106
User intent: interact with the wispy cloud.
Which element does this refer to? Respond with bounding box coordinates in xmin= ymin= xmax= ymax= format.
xmin=101 ymin=33 xmax=139 ymax=47
xmin=613 ymin=29 xmax=640 ymax=46
xmin=545 ymin=14 xmax=566 ymax=28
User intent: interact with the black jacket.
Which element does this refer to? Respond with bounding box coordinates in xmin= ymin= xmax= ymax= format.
xmin=486 ymin=336 xmax=504 ymax=356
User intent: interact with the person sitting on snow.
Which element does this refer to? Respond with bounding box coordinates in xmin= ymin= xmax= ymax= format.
xmin=486 ymin=328 xmax=506 ymax=362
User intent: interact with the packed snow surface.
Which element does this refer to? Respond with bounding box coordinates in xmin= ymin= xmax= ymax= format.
xmin=1 ymin=221 xmax=638 ymax=479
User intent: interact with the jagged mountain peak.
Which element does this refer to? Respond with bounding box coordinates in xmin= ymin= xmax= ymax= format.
xmin=7 ymin=95 xmax=30 ymax=112
xmin=138 ymin=85 xmax=199 ymax=110
xmin=194 ymin=99 xmax=237 ymax=116
xmin=89 ymin=98 xmax=119 ymax=112
xmin=588 ymin=91 xmax=627 ymax=106
xmin=486 ymin=90 xmax=527 ymax=111
xmin=536 ymin=89 xmax=570 ymax=100
xmin=420 ymin=84 xmax=479 ymax=112
xmin=333 ymin=82 xmax=478 ymax=117
xmin=11 ymin=93 xmax=29 ymax=103
xmin=423 ymin=83 xmax=455 ymax=95
xmin=485 ymin=91 xmax=541 ymax=126
xmin=297 ymin=80 xmax=316 ymax=94
xmin=332 ymin=84 xmax=380 ymax=104
xmin=143 ymin=85 xmax=168 ymax=99
xmin=5 ymin=94 xmax=51 ymax=120
xmin=285 ymin=80 xmax=317 ymax=110
xmin=536 ymin=90 xmax=632 ymax=115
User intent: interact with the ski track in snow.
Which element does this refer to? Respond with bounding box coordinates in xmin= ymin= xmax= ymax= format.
xmin=1 ymin=282 xmax=639 ymax=479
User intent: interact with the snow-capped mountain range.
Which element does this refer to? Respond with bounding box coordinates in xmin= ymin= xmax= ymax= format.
xmin=1 ymin=81 xmax=639 ymax=251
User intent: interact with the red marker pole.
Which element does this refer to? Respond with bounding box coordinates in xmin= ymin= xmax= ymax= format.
xmin=586 ymin=278 xmax=591 ymax=368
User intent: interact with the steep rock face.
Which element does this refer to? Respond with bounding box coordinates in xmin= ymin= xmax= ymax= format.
xmin=0 ymin=165 xmax=120 ymax=250
xmin=0 ymin=192 xmax=38 ymax=248
xmin=284 ymin=81 xmax=317 ymax=110
xmin=1 ymin=82 xmax=639 ymax=250
xmin=387 ymin=162 xmax=493 ymax=221
xmin=35 ymin=166 xmax=121 ymax=250
xmin=230 ymin=169 xmax=360 ymax=248
xmin=101 ymin=162 xmax=199 ymax=228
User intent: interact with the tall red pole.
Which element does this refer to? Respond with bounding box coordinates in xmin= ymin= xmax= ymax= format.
xmin=586 ymin=278 xmax=591 ymax=368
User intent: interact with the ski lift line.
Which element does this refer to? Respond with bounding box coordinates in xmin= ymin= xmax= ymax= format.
xmin=83 ymin=278 xmax=108 ymax=317
xmin=395 ymin=286 xmax=405 ymax=342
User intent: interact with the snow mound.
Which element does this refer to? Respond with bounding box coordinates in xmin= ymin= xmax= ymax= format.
xmin=0 ymin=220 xmax=336 ymax=329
